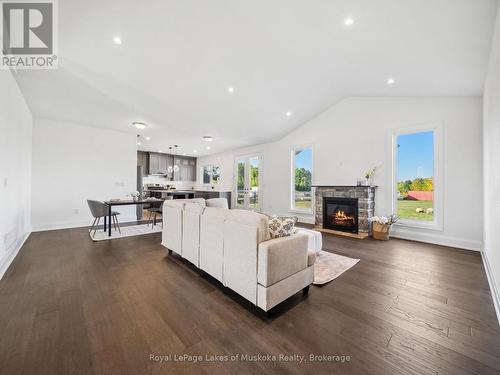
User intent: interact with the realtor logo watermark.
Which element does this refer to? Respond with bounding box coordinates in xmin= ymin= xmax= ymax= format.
xmin=1 ymin=0 xmax=58 ymax=69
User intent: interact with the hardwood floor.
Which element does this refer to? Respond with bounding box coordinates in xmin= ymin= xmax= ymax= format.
xmin=0 ymin=227 xmax=499 ymax=374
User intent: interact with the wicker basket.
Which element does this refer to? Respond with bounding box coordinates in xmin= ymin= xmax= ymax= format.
xmin=372 ymin=222 xmax=392 ymax=241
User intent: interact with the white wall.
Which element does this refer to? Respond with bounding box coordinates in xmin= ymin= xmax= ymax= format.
xmin=0 ymin=70 xmax=32 ymax=278
xmin=198 ymin=97 xmax=483 ymax=250
xmin=31 ymin=119 xmax=137 ymax=231
xmin=483 ymin=5 xmax=500 ymax=322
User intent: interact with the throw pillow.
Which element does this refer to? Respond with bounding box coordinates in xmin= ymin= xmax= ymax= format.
xmin=268 ymin=217 xmax=296 ymax=239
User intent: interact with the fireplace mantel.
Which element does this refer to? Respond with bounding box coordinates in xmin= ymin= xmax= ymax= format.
xmin=314 ymin=186 xmax=376 ymax=237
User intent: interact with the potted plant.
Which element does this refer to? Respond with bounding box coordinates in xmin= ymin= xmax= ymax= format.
xmin=369 ymin=214 xmax=400 ymax=240
xmin=364 ymin=166 xmax=376 ymax=186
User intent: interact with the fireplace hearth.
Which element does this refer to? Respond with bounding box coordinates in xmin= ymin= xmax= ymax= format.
xmin=314 ymin=185 xmax=376 ymax=238
xmin=323 ymin=197 xmax=358 ymax=233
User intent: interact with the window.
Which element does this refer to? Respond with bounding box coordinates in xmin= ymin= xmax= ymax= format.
xmin=393 ymin=127 xmax=441 ymax=228
xmin=202 ymin=165 xmax=221 ymax=185
xmin=291 ymin=147 xmax=313 ymax=211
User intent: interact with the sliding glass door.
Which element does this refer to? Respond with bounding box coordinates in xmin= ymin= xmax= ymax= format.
xmin=234 ymin=155 xmax=261 ymax=211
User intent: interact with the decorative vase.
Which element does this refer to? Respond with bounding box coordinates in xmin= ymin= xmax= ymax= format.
xmin=372 ymin=222 xmax=392 ymax=240
xmin=364 ymin=177 xmax=370 ymax=186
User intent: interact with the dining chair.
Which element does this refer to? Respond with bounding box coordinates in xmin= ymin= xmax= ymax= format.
xmin=146 ymin=202 xmax=163 ymax=228
xmin=87 ymin=200 xmax=121 ymax=238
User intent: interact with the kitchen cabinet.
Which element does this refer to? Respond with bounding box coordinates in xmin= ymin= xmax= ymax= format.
xmin=137 ymin=151 xmax=149 ymax=176
xmin=148 ymin=152 xmax=172 ymax=175
xmin=172 ymin=156 xmax=196 ymax=181
xmin=142 ymin=152 xmax=196 ymax=180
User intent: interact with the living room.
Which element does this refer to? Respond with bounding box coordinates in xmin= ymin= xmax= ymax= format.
xmin=1 ymin=1 xmax=500 ymax=374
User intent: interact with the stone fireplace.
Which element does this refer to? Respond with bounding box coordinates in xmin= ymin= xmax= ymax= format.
xmin=314 ymin=186 xmax=376 ymax=237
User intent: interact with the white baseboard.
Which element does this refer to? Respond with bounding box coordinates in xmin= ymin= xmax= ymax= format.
xmin=481 ymin=250 xmax=500 ymax=326
xmin=0 ymin=231 xmax=30 ymax=280
xmin=31 ymin=215 xmax=139 ymax=232
xmin=391 ymin=227 xmax=481 ymax=251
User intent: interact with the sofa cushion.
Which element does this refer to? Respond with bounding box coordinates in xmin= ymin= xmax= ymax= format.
xmin=270 ymin=215 xmax=298 ymax=224
xmin=185 ymin=198 xmax=207 ymax=207
xmin=202 ymin=206 xmax=228 ymax=219
xmin=268 ymin=217 xmax=296 ymax=239
xmin=206 ymin=198 xmax=229 ymax=209
xmin=225 ymin=209 xmax=270 ymax=243
xmin=163 ymin=200 xmax=186 ymax=209
xmin=184 ymin=202 xmax=205 ymax=215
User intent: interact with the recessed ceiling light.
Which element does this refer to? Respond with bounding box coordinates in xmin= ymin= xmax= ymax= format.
xmin=285 ymin=111 xmax=292 ymax=117
xmin=203 ymin=136 xmax=213 ymax=142
xmin=182 ymin=153 xmax=187 ymax=156
xmin=193 ymin=150 xmax=198 ymax=154
xmin=113 ymin=36 xmax=122 ymax=45
xmin=227 ymin=86 xmax=235 ymax=94
xmin=206 ymin=146 xmax=211 ymax=150
xmin=137 ymin=142 xmax=141 ymax=146
xmin=387 ymin=77 xmax=396 ymax=85
xmin=158 ymin=150 xmax=163 ymax=153
xmin=344 ymin=18 xmax=354 ymax=26
xmin=132 ymin=121 xmax=148 ymax=130
xmin=145 ymin=136 xmax=151 ymax=141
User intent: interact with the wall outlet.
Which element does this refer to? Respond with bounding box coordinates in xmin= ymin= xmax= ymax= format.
xmin=73 ymin=209 xmax=79 ymax=215
xmin=3 ymin=177 xmax=7 ymax=187
xmin=115 ymin=182 xmax=125 ymax=187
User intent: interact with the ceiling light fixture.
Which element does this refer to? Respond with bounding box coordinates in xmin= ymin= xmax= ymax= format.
xmin=137 ymin=142 xmax=141 ymax=146
xmin=133 ymin=121 xmax=148 ymax=130
xmin=182 ymin=153 xmax=187 ymax=156
xmin=285 ymin=111 xmax=292 ymax=117
xmin=113 ymin=36 xmax=122 ymax=45
xmin=159 ymin=150 xmax=163 ymax=153
xmin=387 ymin=77 xmax=396 ymax=85
xmin=206 ymin=146 xmax=211 ymax=150
xmin=193 ymin=150 xmax=198 ymax=154
xmin=145 ymin=136 xmax=151 ymax=141
xmin=227 ymin=86 xmax=235 ymax=94
xmin=203 ymin=136 xmax=213 ymax=142
xmin=344 ymin=18 xmax=354 ymax=26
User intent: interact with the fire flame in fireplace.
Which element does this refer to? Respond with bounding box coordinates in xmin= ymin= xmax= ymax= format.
xmin=331 ymin=210 xmax=355 ymax=225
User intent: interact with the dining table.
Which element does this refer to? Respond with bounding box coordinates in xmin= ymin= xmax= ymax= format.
xmin=103 ymin=198 xmax=164 ymax=237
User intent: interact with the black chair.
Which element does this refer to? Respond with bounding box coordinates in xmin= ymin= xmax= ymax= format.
xmin=146 ymin=202 xmax=162 ymax=228
xmin=87 ymin=200 xmax=121 ymax=238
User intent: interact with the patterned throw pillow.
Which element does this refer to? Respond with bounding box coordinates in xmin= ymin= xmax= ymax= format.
xmin=268 ymin=217 xmax=296 ymax=239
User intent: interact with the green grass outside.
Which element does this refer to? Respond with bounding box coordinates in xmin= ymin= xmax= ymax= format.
xmin=396 ymin=200 xmax=434 ymax=221
xmin=294 ymin=199 xmax=312 ymax=210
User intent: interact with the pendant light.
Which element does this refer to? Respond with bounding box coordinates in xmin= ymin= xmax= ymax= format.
xmin=173 ymin=145 xmax=179 ymax=173
xmin=167 ymin=146 xmax=173 ymax=174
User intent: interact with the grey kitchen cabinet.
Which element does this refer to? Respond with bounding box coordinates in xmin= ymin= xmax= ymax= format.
xmin=172 ymin=156 xmax=196 ymax=181
xmin=137 ymin=151 xmax=149 ymax=176
xmin=144 ymin=152 xmax=196 ymax=180
xmin=149 ymin=153 xmax=171 ymax=174
xmin=149 ymin=153 xmax=161 ymax=174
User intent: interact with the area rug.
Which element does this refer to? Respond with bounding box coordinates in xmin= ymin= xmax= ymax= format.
xmin=91 ymin=224 xmax=162 ymax=241
xmin=313 ymin=250 xmax=360 ymax=285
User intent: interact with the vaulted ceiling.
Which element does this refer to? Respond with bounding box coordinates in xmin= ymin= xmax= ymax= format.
xmin=14 ymin=0 xmax=499 ymax=156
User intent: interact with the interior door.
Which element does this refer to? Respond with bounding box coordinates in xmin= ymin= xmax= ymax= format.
xmin=234 ymin=155 xmax=261 ymax=211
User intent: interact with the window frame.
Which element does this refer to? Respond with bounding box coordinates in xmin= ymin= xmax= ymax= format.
xmin=290 ymin=145 xmax=314 ymax=214
xmin=390 ymin=123 xmax=443 ymax=231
